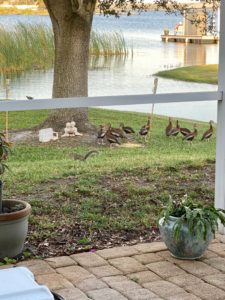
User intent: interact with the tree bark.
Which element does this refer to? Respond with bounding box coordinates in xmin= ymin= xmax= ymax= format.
xmin=42 ymin=0 xmax=96 ymax=132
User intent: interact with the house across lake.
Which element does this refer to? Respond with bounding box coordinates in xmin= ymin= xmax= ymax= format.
xmin=161 ymin=10 xmax=219 ymax=44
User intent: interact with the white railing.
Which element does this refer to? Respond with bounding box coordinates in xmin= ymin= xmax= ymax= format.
xmin=0 ymin=91 xmax=222 ymax=111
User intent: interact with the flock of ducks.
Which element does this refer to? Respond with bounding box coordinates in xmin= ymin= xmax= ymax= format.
xmin=97 ymin=116 xmax=214 ymax=146
xmin=166 ymin=118 xmax=214 ymax=142
xmin=97 ymin=117 xmax=151 ymax=146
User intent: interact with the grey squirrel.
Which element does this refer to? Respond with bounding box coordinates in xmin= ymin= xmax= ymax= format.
xmin=73 ymin=150 xmax=98 ymax=161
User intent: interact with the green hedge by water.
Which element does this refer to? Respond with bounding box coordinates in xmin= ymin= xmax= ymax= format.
xmin=0 ymin=23 xmax=130 ymax=74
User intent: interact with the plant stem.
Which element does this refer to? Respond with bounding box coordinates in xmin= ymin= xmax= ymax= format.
xmin=0 ymin=179 xmax=2 ymax=213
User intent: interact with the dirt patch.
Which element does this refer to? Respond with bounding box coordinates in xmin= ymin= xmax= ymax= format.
xmin=8 ymin=129 xmax=98 ymax=146
xmin=9 ymin=130 xmax=36 ymax=143
xmin=120 ymin=142 xmax=144 ymax=148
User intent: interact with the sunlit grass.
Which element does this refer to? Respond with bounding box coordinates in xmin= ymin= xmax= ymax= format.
xmin=155 ymin=64 xmax=218 ymax=84
xmin=1 ymin=108 xmax=216 ymax=195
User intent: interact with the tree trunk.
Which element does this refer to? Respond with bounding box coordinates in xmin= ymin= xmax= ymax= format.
xmin=42 ymin=0 xmax=96 ymax=132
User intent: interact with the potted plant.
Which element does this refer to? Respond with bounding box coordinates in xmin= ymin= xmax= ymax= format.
xmin=158 ymin=195 xmax=225 ymax=259
xmin=0 ymin=133 xmax=31 ymax=259
xmin=164 ymin=28 xmax=169 ymax=35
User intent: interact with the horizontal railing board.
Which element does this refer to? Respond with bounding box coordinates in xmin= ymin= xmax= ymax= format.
xmin=0 ymin=91 xmax=222 ymax=112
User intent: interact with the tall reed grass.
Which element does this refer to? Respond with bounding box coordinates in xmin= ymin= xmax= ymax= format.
xmin=0 ymin=23 xmax=130 ymax=74
xmin=0 ymin=23 xmax=54 ymax=73
xmin=90 ymin=31 xmax=129 ymax=56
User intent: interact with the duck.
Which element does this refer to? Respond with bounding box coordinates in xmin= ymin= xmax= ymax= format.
xmin=109 ymin=124 xmax=127 ymax=139
xmin=169 ymin=120 xmax=180 ymax=137
xmin=201 ymin=120 xmax=213 ymax=141
xmin=97 ymin=124 xmax=108 ymax=144
xmin=120 ymin=123 xmax=135 ymax=134
xmin=165 ymin=117 xmax=172 ymax=136
xmin=180 ymin=125 xmax=191 ymax=137
xmin=105 ymin=130 xmax=121 ymax=147
xmin=183 ymin=124 xmax=198 ymax=142
xmin=139 ymin=116 xmax=151 ymax=142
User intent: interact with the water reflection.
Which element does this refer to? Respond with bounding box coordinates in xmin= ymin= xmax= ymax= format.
xmin=89 ymin=55 xmax=127 ymax=70
xmin=184 ymin=44 xmax=206 ymax=66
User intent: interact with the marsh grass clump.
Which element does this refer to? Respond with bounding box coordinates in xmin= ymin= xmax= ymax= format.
xmin=0 ymin=23 xmax=54 ymax=73
xmin=0 ymin=24 xmax=130 ymax=74
xmin=90 ymin=31 xmax=129 ymax=56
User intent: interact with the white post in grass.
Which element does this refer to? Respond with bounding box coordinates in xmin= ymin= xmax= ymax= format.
xmin=215 ymin=1 xmax=225 ymax=233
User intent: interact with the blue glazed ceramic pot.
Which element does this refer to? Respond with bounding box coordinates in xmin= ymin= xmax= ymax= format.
xmin=159 ymin=216 xmax=213 ymax=260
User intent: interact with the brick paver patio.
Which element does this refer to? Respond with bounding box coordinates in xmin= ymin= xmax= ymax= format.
xmin=2 ymin=234 xmax=225 ymax=300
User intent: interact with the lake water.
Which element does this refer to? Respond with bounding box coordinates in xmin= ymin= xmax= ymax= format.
xmin=0 ymin=12 xmax=219 ymax=122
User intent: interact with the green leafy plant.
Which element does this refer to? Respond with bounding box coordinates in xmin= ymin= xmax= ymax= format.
xmin=0 ymin=132 xmax=11 ymax=213
xmin=160 ymin=195 xmax=225 ymax=241
xmin=163 ymin=28 xmax=169 ymax=35
xmin=0 ymin=257 xmax=17 ymax=266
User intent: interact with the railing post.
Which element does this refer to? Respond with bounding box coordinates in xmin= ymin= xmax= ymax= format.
xmin=215 ymin=1 xmax=225 ymax=233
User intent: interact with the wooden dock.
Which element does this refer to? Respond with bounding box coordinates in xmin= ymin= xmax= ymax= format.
xmin=161 ymin=35 xmax=219 ymax=44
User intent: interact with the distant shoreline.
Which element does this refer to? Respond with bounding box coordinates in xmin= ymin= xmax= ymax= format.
xmin=0 ymin=3 xmax=215 ymax=16
xmin=0 ymin=7 xmax=48 ymax=15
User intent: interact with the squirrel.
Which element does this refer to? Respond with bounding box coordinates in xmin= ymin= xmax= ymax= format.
xmin=73 ymin=150 xmax=98 ymax=161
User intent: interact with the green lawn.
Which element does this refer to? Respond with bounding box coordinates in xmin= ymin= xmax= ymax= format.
xmin=1 ymin=108 xmax=216 ymax=256
xmin=155 ymin=64 xmax=218 ymax=84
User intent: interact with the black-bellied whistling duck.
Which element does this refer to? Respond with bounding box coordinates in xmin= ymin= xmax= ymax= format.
xmin=201 ymin=120 xmax=213 ymax=141
xmin=105 ymin=130 xmax=121 ymax=147
xmin=180 ymin=125 xmax=191 ymax=137
xmin=109 ymin=124 xmax=127 ymax=139
xmin=97 ymin=124 xmax=109 ymax=144
xmin=120 ymin=123 xmax=135 ymax=134
xmin=169 ymin=120 xmax=180 ymax=137
xmin=183 ymin=124 xmax=198 ymax=142
xmin=139 ymin=117 xmax=151 ymax=142
xmin=165 ymin=117 xmax=172 ymax=136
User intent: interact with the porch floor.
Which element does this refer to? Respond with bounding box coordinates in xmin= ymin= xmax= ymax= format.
xmin=3 ymin=235 xmax=225 ymax=300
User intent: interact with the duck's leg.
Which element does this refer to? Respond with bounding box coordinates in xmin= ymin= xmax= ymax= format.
xmin=144 ymin=135 xmax=147 ymax=142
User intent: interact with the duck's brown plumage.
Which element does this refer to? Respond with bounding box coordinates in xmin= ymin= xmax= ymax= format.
xmin=201 ymin=121 xmax=213 ymax=141
xmin=109 ymin=123 xmax=127 ymax=139
xmin=140 ymin=117 xmax=151 ymax=133
xmin=105 ymin=130 xmax=121 ymax=145
xmin=183 ymin=124 xmax=198 ymax=141
xmin=169 ymin=120 xmax=180 ymax=136
xmin=139 ymin=117 xmax=151 ymax=141
xmin=110 ymin=126 xmax=126 ymax=139
xmin=97 ymin=124 xmax=109 ymax=144
xmin=120 ymin=123 xmax=135 ymax=134
xmin=180 ymin=126 xmax=191 ymax=137
xmin=165 ymin=117 xmax=173 ymax=136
